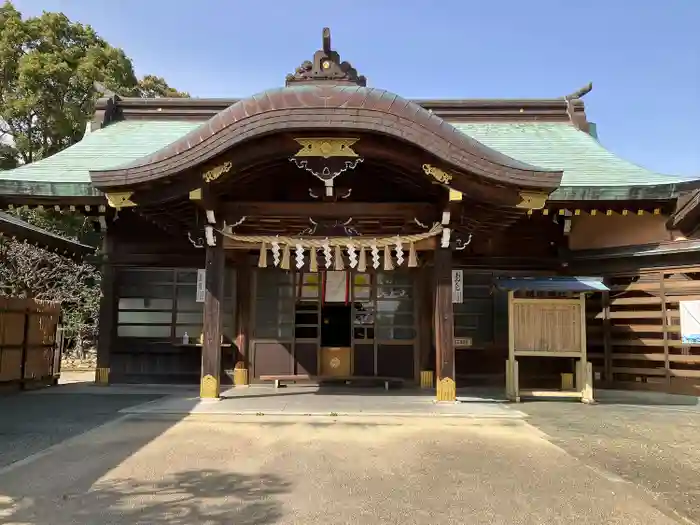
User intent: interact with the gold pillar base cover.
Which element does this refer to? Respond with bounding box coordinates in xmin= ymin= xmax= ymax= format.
xmin=95 ymin=367 xmax=110 ymax=385
xmin=436 ymin=377 xmax=456 ymax=402
xmin=233 ymin=368 xmax=249 ymax=387
xmin=200 ymin=374 xmax=220 ymax=399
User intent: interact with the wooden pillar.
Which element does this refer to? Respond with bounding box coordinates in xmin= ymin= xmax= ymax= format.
xmin=418 ymin=264 xmax=433 ymax=371
xmin=200 ymin=230 xmax=224 ymax=399
xmin=659 ymin=272 xmax=671 ymax=388
xmin=602 ymin=287 xmax=612 ymax=384
xmin=434 ymin=247 xmax=456 ymax=401
xmin=96 ymin=229 xmax=115 ymax=385
xmin=234 ymin=262 xmax=252 ymax=368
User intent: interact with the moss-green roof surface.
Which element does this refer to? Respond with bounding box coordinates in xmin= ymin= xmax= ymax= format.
xmin=0 ymin=121 xmax=201 ymax=198
xmin=0 ymin=119 xmax=695 ymax=200
xmin=452 ymin=122 xmax=696 ymax=200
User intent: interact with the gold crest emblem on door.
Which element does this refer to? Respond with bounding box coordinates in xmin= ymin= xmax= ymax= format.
xmin=321 ymin=347 xmax=351 ymax=377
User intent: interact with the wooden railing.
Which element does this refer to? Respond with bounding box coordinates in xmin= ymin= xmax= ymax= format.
xmin=587 ymin=268 xmax=700 ymax=395
xmin=0 ymin=298 xmax=63 ymax=389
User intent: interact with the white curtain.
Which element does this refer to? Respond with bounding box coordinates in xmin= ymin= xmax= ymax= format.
xmin=324 ymin=271 xmax=349 ymax=303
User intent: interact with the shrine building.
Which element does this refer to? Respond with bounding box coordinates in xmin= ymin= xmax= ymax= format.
xmin=1 ymin=28 xmax=699 ymax=400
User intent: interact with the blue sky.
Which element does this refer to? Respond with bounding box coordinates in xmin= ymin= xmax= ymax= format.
xmin=12 ymin=0 xmax=700 ymax=176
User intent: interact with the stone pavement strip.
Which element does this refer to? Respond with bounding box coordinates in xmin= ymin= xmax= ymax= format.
xmin=119 ymin=385 xmax=527 ymax=419
xmin=0 ymin=415 xmax=688 ymax=525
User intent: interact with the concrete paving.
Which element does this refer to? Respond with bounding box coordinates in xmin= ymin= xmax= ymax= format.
xmin=120 ymin=385 xmax=527 ymax=419
xmin=0 ymin=415 xmax=687 ymax=525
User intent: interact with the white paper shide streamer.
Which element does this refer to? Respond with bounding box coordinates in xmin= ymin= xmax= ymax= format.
xmin=347 ymin=242 xmax=358 ymax=268
xmin=295 ymin=244 xmax=304 ymax=269
xmin=323 ymin=239 xmax=332 ymax=269
xmin=271 ymin=239 xmax=281 ymax=267
xmin=395 ymin=237 xmax=404 ymax=266
xmin=371 ymin=241 xmax=380 ymax=270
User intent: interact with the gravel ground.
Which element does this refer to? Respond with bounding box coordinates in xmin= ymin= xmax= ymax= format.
xmin=0 ymin=391 xmax=163 ymax=468
xmin=521 ymin=400 xmax=700 ymax=524
xmin=1 ymin=386 xmax=698 ymax=524
xmin=0 ymin=416 xmax=689 ymax=525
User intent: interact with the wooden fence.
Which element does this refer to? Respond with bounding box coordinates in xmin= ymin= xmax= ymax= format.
xmin=587 ymin=268 xmax=700 ymax=395
xmin=0 ymin=298 xmax=63 ymax=389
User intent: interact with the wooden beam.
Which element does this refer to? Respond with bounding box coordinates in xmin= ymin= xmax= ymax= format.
xmin=224 ymin=202 xmax=435 ymax=219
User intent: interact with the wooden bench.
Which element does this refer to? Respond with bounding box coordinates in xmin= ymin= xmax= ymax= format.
xmin=320 ymin=376 xmax=405 ymax=390
xmin=259 ymin=374 xmax=311 ymax=388
xmin=259 ymin=375 xmax=405 ymax=390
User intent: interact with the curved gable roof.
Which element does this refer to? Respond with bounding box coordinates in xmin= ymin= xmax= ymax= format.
xmin=89 ymin=85 xmax=561 ymax=192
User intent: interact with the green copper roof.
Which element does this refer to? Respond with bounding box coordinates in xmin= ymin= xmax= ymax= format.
xmin=0 ymin=121 xmax=201 ymax=197
xmin=452 ymin=122 xmax=696 ymax=200
xmin=0 ymin=118 xmax=695 ymax=200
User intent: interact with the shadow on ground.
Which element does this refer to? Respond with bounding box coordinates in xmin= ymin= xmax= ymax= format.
xmin=0 ymin=388 xmax=291 ymax=524
xmin=0 ymin=468 xmax=289 ymax=525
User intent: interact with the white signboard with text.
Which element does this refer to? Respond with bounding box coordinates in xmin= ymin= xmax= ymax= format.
xmin=452 ymin=269 xmax=463 ymax=304
xmin=196 ymin=269 xmax=206 ymax=303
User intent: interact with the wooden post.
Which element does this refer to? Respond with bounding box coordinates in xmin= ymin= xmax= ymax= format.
xmin=418 ymin=264 xmax=433 ymax=373
xmin=19 ymin=307 xmax=29 ymax=389
xmin=579 ymin=292 xmax=594 ymax=403
xmin=96 ymin=230 xmax=115 ymax=385
xmin=506 ymin=290 xmax=517 ymax=401
xmin=434 ymin=247 xmax=456 ymax=402
xmin=234 ymin=262 xmax=251 ymax=378
xmin=602 ymin=287 xmax=612 ymax=384
xmin=659 ymin=272 xmax=671 ymax=388
xmin=200 ymin=230 xmax=224 ymax=399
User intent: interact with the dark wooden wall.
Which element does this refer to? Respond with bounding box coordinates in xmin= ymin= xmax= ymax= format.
xmin=106 ymin=212 xmax=214 ymax=384
xmin=578 ymin=260 xmax=700 ymax=396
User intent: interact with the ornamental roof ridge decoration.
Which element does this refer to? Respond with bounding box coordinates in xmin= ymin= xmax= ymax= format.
xmin=285 ymin=27 xmax=367 ymax=87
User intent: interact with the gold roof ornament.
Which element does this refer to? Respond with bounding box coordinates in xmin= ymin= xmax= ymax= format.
xmin=202 ymin=161 xmax=233 ymax=183
xmin=422 ymin=164 xmax=453 ymax=184
xmin=516 ymin=192 xmax=548 ymax=210
xmin=105 ymin=192 xmax=136 ymax=209
xmin=292 ymin=138 xmax=359 ymax=159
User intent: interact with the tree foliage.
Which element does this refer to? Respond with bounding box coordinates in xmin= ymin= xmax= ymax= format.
xmin=0 ymin=1 xmax=188 ymax=353
xmin=0 ymin=0 xmax=188 ymax=165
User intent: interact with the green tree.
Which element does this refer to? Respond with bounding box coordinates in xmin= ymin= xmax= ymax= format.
xmin=137 ymin=74 xmax=191 ymax=98
xmin=0 ymin=143 xmax=18 ymax=169
xmin=0 ymin=0 xmax=188 ymax=165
